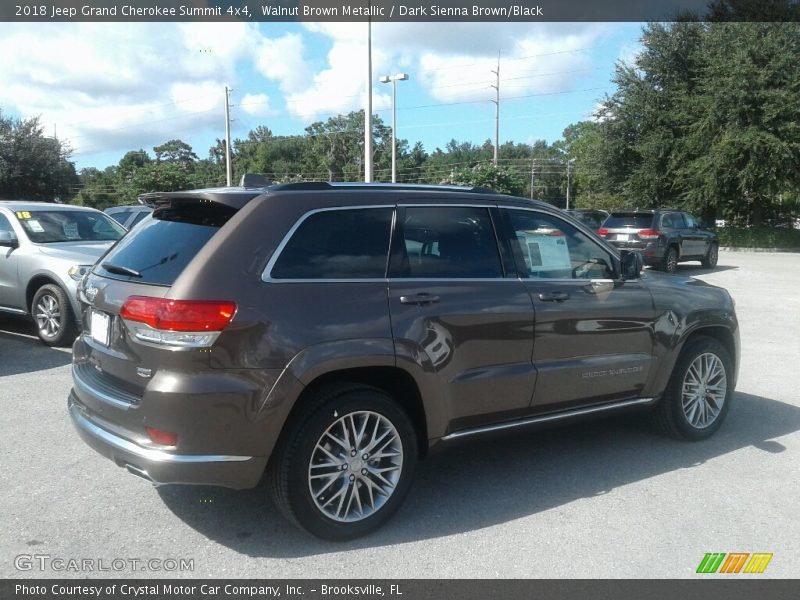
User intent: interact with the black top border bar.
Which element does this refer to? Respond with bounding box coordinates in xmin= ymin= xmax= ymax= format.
xmin=4 ymin=0 xmax=800 ymax=22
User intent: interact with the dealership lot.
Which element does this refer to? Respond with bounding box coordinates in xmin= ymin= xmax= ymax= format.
xmin=1 ymin=250 xmax=798 ymax=578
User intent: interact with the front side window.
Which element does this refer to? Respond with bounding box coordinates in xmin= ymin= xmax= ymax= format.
xmin=682 ymin=213 xmax=697 ymax=228
xmin=389 ymin=206 xmax=503 ymax=279
xmin=505 ymin=209 xmax=615 ymax=280
xmin=270 ymin=208 xmax=393 ymax=280
xmin=14 ymin=210 xmax=125 ymax=244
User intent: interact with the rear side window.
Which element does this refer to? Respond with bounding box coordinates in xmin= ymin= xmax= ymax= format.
xmin=389 ymin=206 xmax=503 ymax=279
xmin=95 ymin=201 xmax=236 ymax=286
xmin=604 ymin=213 xmax=654 ymax=229
xmin=269 ymin=208 xmax=393 ymax=280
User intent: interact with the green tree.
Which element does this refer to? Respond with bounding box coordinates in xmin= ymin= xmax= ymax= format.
xmin=0 ymin=112 xmax=79 ymax=201
xmin=444 ymin=162 xmax=525 ymax=196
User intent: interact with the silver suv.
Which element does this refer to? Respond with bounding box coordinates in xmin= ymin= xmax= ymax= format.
xmin=0 ymin=201 xmax=125 ymax=345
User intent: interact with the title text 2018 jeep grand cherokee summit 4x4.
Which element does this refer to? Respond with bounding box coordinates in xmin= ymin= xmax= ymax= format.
xmin=68 ymin=183 xmax=739 ymax=540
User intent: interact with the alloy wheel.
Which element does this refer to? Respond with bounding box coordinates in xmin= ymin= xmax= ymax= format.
xmin=35 ymin=294 xmax=62 ymax=338
xmin=681 ymin=352 xmax=727 ymax=429
xmin=308 ymin=410 xmax=403 ymax=523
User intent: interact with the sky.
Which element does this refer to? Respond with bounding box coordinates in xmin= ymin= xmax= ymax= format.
xmin=0 ymin=21 xmax=644 ymax=172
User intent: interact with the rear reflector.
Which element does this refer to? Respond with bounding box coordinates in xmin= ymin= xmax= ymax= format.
xmin=121 ymin=297 xmax=236 ymax=332
xmin=597 ymin=228 xmax=609 ymax=236
xmin=146 ymin=427 xmax=178 ymax=447
xmin=637 ymin=229 xmax=660 ymax=240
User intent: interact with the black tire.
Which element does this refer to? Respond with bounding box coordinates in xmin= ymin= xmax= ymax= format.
xmin=31 ymin=284 xmax=77 ymax=347
xmin=661 ymin=246 xmax=679 ymax=274
xmin=268 ymin=384 xmax=418 ymax=541
xmin=652 ymin=335 xmax=733 ymax=441
xmin=702 ymin=243 xmax=719 ymax=268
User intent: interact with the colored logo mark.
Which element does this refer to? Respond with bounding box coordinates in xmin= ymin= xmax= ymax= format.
xmin=697 ymin=552 xmax=773 ymax=574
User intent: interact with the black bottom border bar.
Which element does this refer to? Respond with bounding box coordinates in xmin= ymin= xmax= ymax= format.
xmin=3 ymin=580 xmax=799 ymax=600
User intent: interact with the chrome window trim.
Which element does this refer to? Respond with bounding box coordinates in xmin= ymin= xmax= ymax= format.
xmin=261 ymin=204 xmax=395 ymax=283
xmin=261 ymin=202 xmax=501 ymax=284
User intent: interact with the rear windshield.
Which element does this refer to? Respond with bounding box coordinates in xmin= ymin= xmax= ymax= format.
xmin=604 ymin=213 xmax=654 ymax=229
xmin=94 ymin=201 xmax=236 ymax=286
xmin=15 ymin=209 xmax=125 ymax=243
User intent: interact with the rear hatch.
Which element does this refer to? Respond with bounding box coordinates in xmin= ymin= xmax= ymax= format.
xmin=599 ymin=212 xmax=656 ymax=248
xmin=75 ymin=192 xmax=255 ymax=402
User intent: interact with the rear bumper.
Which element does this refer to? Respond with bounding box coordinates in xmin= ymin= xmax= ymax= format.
xmin=68 ymin=393 xmax=268 ymax=489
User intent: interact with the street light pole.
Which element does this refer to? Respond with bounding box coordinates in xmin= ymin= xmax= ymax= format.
xmin=379 ymin=73 xmax=409 ymax=183
xmin=364 ymin=18 xmax=373 ymax=183
xmin=224 ymin=86 xmax=233 ymax=186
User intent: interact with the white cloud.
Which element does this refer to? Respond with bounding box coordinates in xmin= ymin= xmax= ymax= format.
xmin=0 ymin=21 xmax=616 ymax=164
xmin=0 ymin=23 xmax=261 ymax=159
xmin=254 ymin=33 xmax=312 ymax=94
xmin=240 ymin=93 xmax=272 ymax=116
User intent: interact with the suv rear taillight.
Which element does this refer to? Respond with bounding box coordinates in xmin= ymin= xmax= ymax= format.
xmin=597 ymin=228 xmax=609 ymax=236
xmin=120 ymin=296 xmax=236 ymax=347
xmin=637 ymin=229 xmax=660 ymax=240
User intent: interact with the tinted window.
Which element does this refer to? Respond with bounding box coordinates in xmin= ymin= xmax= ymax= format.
xmin=129 ymin=211 xmax=150 ymax=227
xmin=15 ymin=210 xmax=125 ymax=243
xmin=96 ymin=201 xmax=236 ymax=286
xmin=390 ymin=206 xmax=502 ymax=279
xmin=604 ymin=213 xmax=654 ymax=229
xmin=682 ymin=213 xmax=697 ymax=228
xmin=570 ymin=211 xmax=606 ymax=229
xmin=660 ymin=213 xmax=677 ymax=228
xmin=506 ymin=209 xmax=615 ymax=280
xmin=108 ymin=210 xmax=133 ymax=226
xmin=270 ymin=208 xmax=393 ymax=280
xmin=0 ymin=213 xmax=13 ymax=235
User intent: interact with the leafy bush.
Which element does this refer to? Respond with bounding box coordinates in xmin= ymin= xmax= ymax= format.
xmin=715 ymin=227 xmax=800 ymax=248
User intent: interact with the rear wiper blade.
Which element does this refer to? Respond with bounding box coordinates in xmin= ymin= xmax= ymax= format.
xmin=102 ymin=262 xmax=142 ymax=278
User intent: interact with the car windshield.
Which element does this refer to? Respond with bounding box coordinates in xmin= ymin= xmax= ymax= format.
xmin=604 ymin=214 xmax=654 ymax=229
xmin=15 ymin=209 xmax=126 ymax=243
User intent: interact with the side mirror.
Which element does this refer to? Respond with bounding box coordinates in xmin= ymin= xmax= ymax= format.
xmin=0 ymin=230 xmax=18 ymax=248
xmin=620 ymin=250 xmax=643 ymax=280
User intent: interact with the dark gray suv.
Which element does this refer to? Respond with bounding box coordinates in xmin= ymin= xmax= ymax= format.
xmin=69 ymin=183 xmax=739 ymax=540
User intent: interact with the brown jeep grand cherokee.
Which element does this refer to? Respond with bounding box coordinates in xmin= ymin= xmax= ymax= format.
xmin=69 ymin=183 xmax=739 ymax=540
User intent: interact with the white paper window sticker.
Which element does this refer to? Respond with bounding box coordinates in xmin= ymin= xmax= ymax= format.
xmin=63 ymin=222 xmax=80 ymax=239
xmin=518 ymin=233 xmax=571 ymax=273
xmin=27 ymin=219 xmax=45 ymax=233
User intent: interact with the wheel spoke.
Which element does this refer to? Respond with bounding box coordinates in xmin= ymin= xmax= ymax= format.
xmin=308 ymin=410 xmax=403 ymax=523
xmin=681 ymin=352 xmax=727 ymax=430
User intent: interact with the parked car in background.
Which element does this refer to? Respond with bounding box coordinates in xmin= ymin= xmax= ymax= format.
xmin=0 ymin=201 xmax=125 ymax=345
xmin=566 ymin=208 xmax=609 ymax=229
xmin=105 ymin=204 xmax=152 ymax=230
xmin=69 ymin=183 xmax=738 ymax=540
xmin=598 ymin=209 xmax=719 ymax=274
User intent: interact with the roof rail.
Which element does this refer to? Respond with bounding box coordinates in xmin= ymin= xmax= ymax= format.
xmin=270 ymin=181 xmax=499 ymax=194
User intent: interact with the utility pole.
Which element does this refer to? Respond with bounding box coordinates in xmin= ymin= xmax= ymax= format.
xmin=224 ymin=86 xmax=233 ymax=187
xmin=490 ymin=52 xmax=500 ymax=166
xmin=364 ymin=17 xmax=373 ymax=182
xmin=565 ymin=160 xmax=572 ymax=210
xmin=530 ymin=158 xmax=536 ymax=199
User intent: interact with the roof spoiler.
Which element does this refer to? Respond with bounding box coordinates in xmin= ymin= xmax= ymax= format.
xmin=239 ymin=173 xmax=272 ymax=188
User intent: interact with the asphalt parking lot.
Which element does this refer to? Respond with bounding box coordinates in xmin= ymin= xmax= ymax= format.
xmin=1 ymin=250 xmax=798 ymax=579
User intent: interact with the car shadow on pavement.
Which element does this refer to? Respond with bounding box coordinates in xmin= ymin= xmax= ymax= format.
xmin=157 ymin=391 xmax=800 ymax=556
xmin=646 ymin=264 xmax=739 ymax=276
xmin=0 ymin=321 xmax=72 ymax=376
